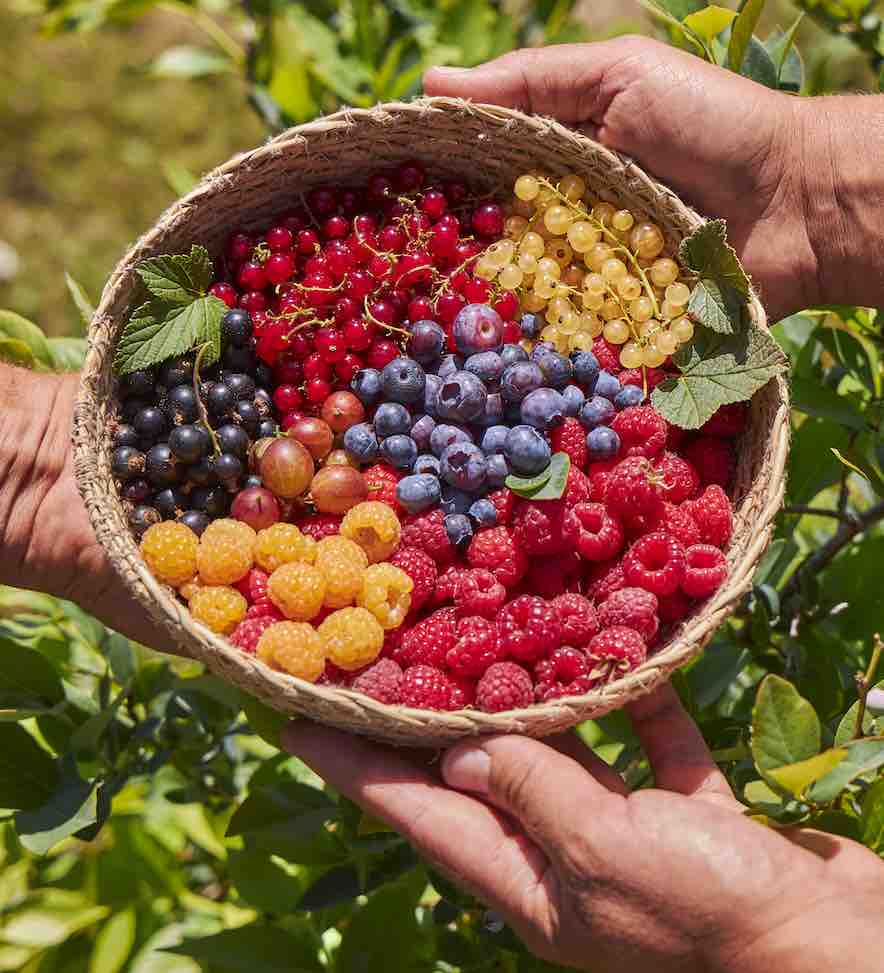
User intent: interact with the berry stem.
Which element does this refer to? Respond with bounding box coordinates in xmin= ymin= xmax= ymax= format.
xmin=853 ymin=633 xmax=883 ymax=740
xmin=192 ymin=342 xmax=221 ymax=457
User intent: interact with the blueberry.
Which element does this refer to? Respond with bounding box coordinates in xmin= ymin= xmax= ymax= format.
xmin=179 ymin=510 xmax=210 ymax=536
xmin=436 ymin=371 xmax=488 ymax=423
xmin=486 ymin=453 xmax=509 ymax=487
xmin=423 ymin=373 xmax=443 ymax=417
xmin=380 ymin=434 xmax=418 ymax=471
xmin=430 ymin=423 xmax=473 ymax=457
xmin=159 ymin=357 xmax=193 ymax=388
xmin=445 ymin=514 xmax=473 ymax=548
xmin=474 ymin=391 xmax=505 ymax=429
xmin=570 ymin=351 xmax=600 ymax=389
xmin=134 ymin=406 xmax=167 ymax=440
xmin=256 ymin=419 xmax=278 ymax=439
xmin=129 ymin=505 xmax=161 ymax=537
xmin=396 ymin=473 xmax=442 ymax=514
xmin=436 ymin=354 xmax=464 ymax=380
xmin=224 ymin=373 xmax=256 ymax=401
xmin=187 ymin=456 xmax=218 ymax=487
xmin=411 ymin=414 xmax=436 ymax=451
xmin=465 ymin=351 xmax=504 ymax=385
xmin=562 ymin=384 xmax=586 ymax=417
xmin=481 ymin=425 xmax=510 ymax=456
xmin=113 ymin=424 xmax=140 ymax=449
xmin=504 ymin=425 xmax=551 ymax=477
xmin=374 ymin=402 xmax=412 ymax=439
xmin=440 ymin=441 xmax=487 ymax=491
xmin=521 ymin=388 xmax=566 ymax=430
xmin=224 ymin=344 xmax=258 ymax=374
xmin=145 ymin=443 xmax=180 ymax=487
xmin=500 ymin=343 xmax=529 ymax=367
xmin=579 ymin=394 xmax=616 ymax=430
xmin=112 ymin=445 xmax=145 ymax=481
xmin=440 ymin=485 xmax=474 ymax=515
xmin=214 ymin=452 xmax=244 ymax=484
xmin=233 ymin=399 xmax=260 ymax=436
xmin=168 ymin=424 xmax=209 ymax=464
xmin=519 ymin=312 xmax=542 ymax=339
xmin=381 ymin=357 xmax=426 ymax=405
xmin=530 ymin=341 xmax=556 ymax=363
xmin=222 ymin=308 xmax=253 ymax=347
xmin=586 ymin=426 xmax=621 ymax=461
xmin=500 ymin=361 xmax=544 ymax=403
xmin=615 ymin=384 xmax=646 ymax=410
xmin=165 ymin=386 xmax=199 ymax=425
xmin=407 ymin=320 xmax=446 ymax=365
xmin=343 ymin=422 xmax=380 ymax=463
xmin=452 ymin=303 xmax=504 ymax=356
xmin=216 ymin=424 xmax=250 ymax=460
xmin=121 ymin=478 xmax=151 ymax=504
xmin=469 ymin=498 xmax=498 ymax=527
xmin=538 ymin=351 xmax=573 ymax=390
xmin=206 ymin=382 xmax=234 ymax=418
xmin=414 ymin=454 xmax=441 ymax=477
xmin=121 ymin=369 xmax=155 ymax=399
xmin=154 ymin=487 xmax=188 ymax=520
xmin=594 ymin=370 xmax=622 ymax=401
xmin=351 ymin=368 xmax=383 ymax=407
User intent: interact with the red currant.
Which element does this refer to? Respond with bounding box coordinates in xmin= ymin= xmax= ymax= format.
xmin=366 ymin=339 xmax=399 ymax=370
xmin=443 ymin=181 xmax=468 ymax=204
xmin=436 ymin=291 xmax=465 ymax=325
xmin=304 ymin=253 xmax=332 ymax=276
xmin=502 ymin=320 xmax=522 ymax=344
xmin=274 ymin=359 xmax=303 ymax=385
xmin=264 ymin=252 xmax=295 ymax=285
xmin=288 ymin=331 xmax=313 ymax=359
xmin=352 ymin=213 xmax=376 ymax=235
xmin=421 ymin=189 xmax=448 ymax=220
xmin=429 ymin=222 xmax=458 ymax=258
xmin=368 ymin=298 xmax=398 ymax=326
xmin=305 ymin=377 xmax=332 ymax=404
xmin=209 ymin=282 xmax=238 ymax=308
xmin=334 ymin=297 xmax=360 ymax=325
xmin=395 ymin=160 xmax=425 ymax=191
xmin=346 ymin=269 xmax=374 ymax=299
xmin=239 ymin=290 xmax=267 ymax=312
xmin=367 ymin=174 xmax=393 ymax=201
xmin=266 ymin=226 xmax=294 ymax=251
xmin=323 ymin=215 xmax=349 ymax=240
xmin=453 ymin=239 xmax=482 ymax=265
xmin=279 ymin=212 xmax=305 ymax=233
xmin=238 ymin=261 xmax=267 ymax=290
xmin=303 ymin=353 xmax=332 ymax=382
xmin=308 ymin=188 xmax=337 ymax=216
xmin=472 ymin=203 xmax=505 ymax=237
xmin=340 ymin=190 xmax=364 ymax=215
xmin=343 ymin=317 xmax=375 ymax=350
xmin=493 ymin=290 xmax=519 ymax=320
xmin=463 ymin=278 xmax=492 ymax=303
xmin=325 ymin=242 xmax=355 ymax=280
xmin=335 ymin=353 xmax=363 ymax=382
xmin=297 ymin=229 xmax=320 ymax=255
xmin=408 ymin=296 xmax=433 ymax=322
xmin=273 ymin=384 xmax=303 ymax=413
xmin=314 ymin=326 xmax=346 ymax=362
xmin=348 ymin=230 xmax=376 ymax=265
xmin=226 ymin=231 xmax=253 ymax=263
xmin=379 ymin=225 xmax=406 ymax=252
xmin=405 ymin=213 xmax=431 ymax=238
xmin=395 ymin=251 xmax=433 ymax=288
xmin=303 ymin=271 xmax=336 ymax=307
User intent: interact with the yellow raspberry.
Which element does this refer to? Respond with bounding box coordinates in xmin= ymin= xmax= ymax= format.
xmin=340 ymin=501 xmax=401 ymax=563
xmin=357 ymin=563 xmax=413 ymax=629
xmin=314 ymin=536 xmax=368 ymax=608
xmin=179 ymin=578 xmax=205 ymax=602
xmin=189 ymin=585 xmax=247 ymax=635
xmin=198 ymin=519 xmax=255 ymax=585
xmin=318 ymin=607 xmax=384 ymax=671
xmin=267 ymin=562 xmax=326 ymax=621
xmin=315 ymin=535 xmax=369 ymax=568
xmin=254 ymin=523 xmax=316 ymax=573
xmin=140 ymin=521 xmax=199 ymax=588
xmin=257 ymin=622 xmax=326 ymax=682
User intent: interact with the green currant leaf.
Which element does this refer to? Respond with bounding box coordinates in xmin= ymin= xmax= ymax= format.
xmin=687 ymin=278 xmax=745 ymax=335
xmin=135 ymin=245 xmax=214 ymax=305
xmin=678 ymin=220 xmax=751 ymax=297
xmin=650 ymin=325 xmax=786 ymax=429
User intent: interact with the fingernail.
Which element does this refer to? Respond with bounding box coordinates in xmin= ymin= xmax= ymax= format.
xmin=442 ymin=745 xmax=490 ymax=794
xmin=429 ymin=66 xmax=473 ymax=76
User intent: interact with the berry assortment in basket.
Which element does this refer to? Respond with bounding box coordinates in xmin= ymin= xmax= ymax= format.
xmin=112 ymin=162 xmax=764 ymax=714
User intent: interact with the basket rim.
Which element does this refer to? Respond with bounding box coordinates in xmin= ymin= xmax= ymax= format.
xmin=72 ymin=97 xmax=790 ymax=745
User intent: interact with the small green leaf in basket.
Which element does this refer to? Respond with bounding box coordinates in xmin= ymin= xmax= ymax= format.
xmin=506 ymin=452 xmax=570 ymax=500
xmin=679 ymin=220 xmax=750 ymax=298
xmin=136 ymin=245 xmax=215 ymax=306
xmin=688 ymin=278 xmax=745 ymax=335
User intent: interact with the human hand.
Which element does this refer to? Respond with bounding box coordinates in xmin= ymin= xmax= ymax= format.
xmin=283 ymin=685 xmax=884 ymax=972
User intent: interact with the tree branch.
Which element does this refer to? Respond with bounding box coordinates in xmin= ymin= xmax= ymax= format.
xmin=782 ymin=505 xmax=857 ymax=522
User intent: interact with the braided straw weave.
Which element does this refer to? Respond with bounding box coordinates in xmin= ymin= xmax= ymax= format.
xmin=73 ymin=98 xmax=789 ymax=747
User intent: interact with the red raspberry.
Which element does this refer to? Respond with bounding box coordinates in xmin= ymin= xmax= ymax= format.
xmin=701 ymin=402 xmax=748 ymax=438
xmin=653 ymin=451 xmax=699 ymax=504
xmin=234 ymin=567 xmax=269 ymax=604
xmin=398 ymin=607 xmax=458 ymax=667
xmin=498 ymin=595 xmax=561 ymax=662
xmin=363 ymin=463 xmax=403 ymax=511
xmin=551 ymin=418 xmax=588 ymax=470
xmin=352 ymin=658 xmax=404 ymax=704
xmin=525 ymin=552 xmax=581 ymax=598
xmin=487 ymin=488 xmax=515 ymax=525
xmin=318 ymin=659 xmax=358 ymax=686
xmin=666 ymin=424 xmax=687 ymax=452
xmin=401 ymin=508 xmax=456 ymax=564
xmin=446 ymin=616 xmax=503 ymax=677
xmin=584 ymin=559 xmax=626 ymax=603
xmin=597 ymin=587 xmax=659 ymax=643
xmin=513 ymin=499 xmax=579 ymax=556
xmin=682 ymin=544 xmax=728 ymax=598
xmin=534 ymin=646 xmax=598 ymax=701
xmin=623 ymin=531 xmax=686 ymax=595
xmin=389 ymin=547 xmax=437 ymax=611
xmin=432 ymin=562 xmax=469 ymax=606
xmin=611 ymin=406 xmax=668 ymax=459
xmin=682 ymin=437 xmax=735 ymax=488
xmin=475 ymin=661 xmax=534 ymax=713
xmin=683 ymin=485 xmax=733 ymax=548
xmin=230 ymin=615 xmax=277 ymax=653
xmin=657 ymin=590 xmax=694 ymax=623
xmin=449 ymin=674 xmax=477 ymax=708
xmin=646 ymin=502 xmax=700 ymax=548
xmin=591 ymin=336 xmax=620 ymax=373
xmin=563 ymin=466 xmax=591 ymax=507
xmin=401 ymin=664 xmax=455 ymax=710
xmin=618 ymin=367 xmax=666 ymax=390
xmin=587 ymin=459 xmax=618 ymax=502
xmin=551 ymin=593 xmax=598 ymax=647
xmin=573 ymin=502 xmax=624 ymax=562
xmin=586 ymin=626 xmax=647 ymax=681
xmin=298 ymin=514 xmax=342 ymax=541
xmin=467 ymin=527 xmax=527 ymax=587
xmin=454 ymin=568 xmax=507 ymax=618
xmin=381 ymin=617 xmax=411 ymax=660
xmin=604 ymin=457 xmax=663 ymax=525
xmin=245 ymin=601 xmax=285 ymax=621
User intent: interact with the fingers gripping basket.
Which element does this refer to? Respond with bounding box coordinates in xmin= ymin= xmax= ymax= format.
xmin=73 ymin=98 xmax=789 ymax=747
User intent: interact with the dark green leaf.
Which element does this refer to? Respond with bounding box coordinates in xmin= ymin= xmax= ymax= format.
xmin=136 ymin=245 xmax=213 ymax=304
xmin=689 ymin=640 xmax=751 ymax=710
xmin=520 ymin=452 xmax=571 ymax=500
xmin=727 ymin=0 xmax=765 ymax=72
xmin=678 ymin=220 xmax=750 ymax=297
xmin=791 ymin=377 xmax=866 ymax=430
xmin=0 ymin=724 xmax=59 ymax=810
xmin=336 ymin=882 xmax=425 ymax=973
xmin=861 ymin=778 xmax=884 ymax=853
xmin=809 ymin=738 xmax=884 ymax=803
xmin=818 ymin=326 xmax=880 ymax=394
xmin=651 ymin=326 xmax=786 ymax=429
xmin=751 ymin=675 xmax=820 ymax=775
xmin=298 ymin=865 xmax=361 ymax=911
xmin=15 ymin=762 xmax=98 ymax=854
xmin=226 ymin=781 xmax=335 ymax=838
xmin=687 ymin=278 xmax=745 ymax=334
xmin=0 ymin=310 xmax=54 ymax=368
xmin=240 ymin=693 xmax=287 ymax=749
xmin=786 ymin=418 xmax=848 ymax=505
xmin=739 ymin=36 xmax=778 ymax=87
xmin=148 ymin=45 xmax=232 ymax=79
xmin=0 ymin=636 xmax=65 ymax=711
xmin=228 ymin=850 xmax=304 ymax=913
xmin=166 ymin=924 xmax=321 ymax=973
xmin=682 ymin=5 xmax=735 ymax=40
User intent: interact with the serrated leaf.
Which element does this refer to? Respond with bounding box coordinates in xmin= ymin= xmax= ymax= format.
xmin=767 ymin=749 xmax=847 ymax=798
xmin=809 ymin=738 xmax=884 ymax=803
xmin=751 ymin=675 xmax=820 ymax=776
xmin=136 ymin=245 xmax=213 ymax=305
xmin=683 ymin=5 xmax=736 ymax=40
xmin=522 ymin=452 xmax=571 ymax=500
xmin=728 ymin=0 xmax=765 ymax=72
xmin=651 ymin=326 xmax=786 ymax=429
xmin=678 ymin=220 xmax=750 ymax=297
xmin=688 ymin=278 xmax=744 ymax=334
xmin=114 ymin=294 xmax=225 ymax=374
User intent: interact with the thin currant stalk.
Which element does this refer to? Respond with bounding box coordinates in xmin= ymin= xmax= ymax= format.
xmin=853 ymin=633 xmax=883 ymax=740
xmin=193 ymin=342 xmax=221 ymax=457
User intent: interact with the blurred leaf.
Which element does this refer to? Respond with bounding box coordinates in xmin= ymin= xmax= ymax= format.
xmin=165 ymin=923 xmax=321 ymax=973
xmin=90 ymin=907 xmax=136 ymax=973
xmin=227 ymin=850 xmax=303 ymax=913
xmin=436 ymin=0 xmax=498 ymax=65
xmin=752 ymin=675 xmax=820 ymax=775
xmin=240 ymin=693 xmax=287 ymax=749
xmin=728 ymin=0 xmax=765 ymax=72
xmin=791 ymin=377 xmax=866 ymax=430
xmin=64 ymin=273 xmax=95 ymax=326
xmin=0 ymin=310 xmax=54 ymax=368
xmin=738 ymin=36 xmax=778 ymax=87
xmin=0 ymin=890 xmax=108 ymax=948
xmin=148 ymin=46 xmax=232 ymax=79
xmin=765 ymin=15 xmax=804 ymax=77
xmin=835 ymin=679 xmax=884 ymax=746
xmin=767 ymin=748 xmax=847 ymax=797
xmin=161 ymin=161 xmax=198 ymax=198
xmin=809 ymin=737 xmax=884 ymax=802
xmin=642 ymin=0 xmax=706 ymax=20
xmin=683 ymin=5 xmax=736 ymax=40
xmin=830 ymin=447 xmax=884 ymax=497
xmin=297 ymin=865 xmax=361 ymax=911
xmin=0 ymin=636 xmax=65 ymax=712
xmin=0 ymin=724 xmax=59 ymax=810
xmin=226 ymin=781 xmax=335 ymax=838
xmin=818 ymin=326 xmax=880 ymax=395
xmin=48 ymin=337 xmax=88 ymax=371
xmin=860 ymin=778 xmax=884 ymax=853
xmin=15 ymin=761 xmax=99 ymax=855
xmin=0 ymin=337 xmax=37 ymax=368
xmin=337 ymin=882 xmax=425 ymax=973
xmin=787 ymin=418 xmax=849 ymax=505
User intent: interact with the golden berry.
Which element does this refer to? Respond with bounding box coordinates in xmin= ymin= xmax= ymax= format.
xmin=257 ymin=622 xmax=326 ymax=682
xmin=197 ymin=520 xmax=255 ymax=586
xmin=255 ymin=523 xmax=316 ymax=573
xmin=140 ymin=521 xmax=199 ymax=588
xmin=318 ymin=607 xmax=384 ymax=671
xmin=340 ymin=502 xmax=401 ymax=563
xmin=268 ymin=561 xmax=327 ymax=621
xmin=189 ymin=585 xmax=247 ymax=635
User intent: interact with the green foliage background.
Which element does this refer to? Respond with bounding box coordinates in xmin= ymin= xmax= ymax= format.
xmin=1 ymin=1 xmax=884 ymax=970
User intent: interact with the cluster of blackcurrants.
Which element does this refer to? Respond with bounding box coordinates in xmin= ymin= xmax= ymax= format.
xmin=112 ymin=309 xmax=279 ymax=537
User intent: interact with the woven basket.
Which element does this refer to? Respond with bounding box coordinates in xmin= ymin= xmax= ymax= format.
xmin=73 ymin=97 xmax=789 ymax=747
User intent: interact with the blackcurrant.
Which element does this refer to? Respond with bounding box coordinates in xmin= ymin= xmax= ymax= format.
xmin=168 ymin=424 xmax=209 ymax=463
xmin=233 ymin=400 xmax=260 ymax=436
xmin=214 ymin=452 xmax=244 ymax=484
xmin=122 ymin=478 xmax=151 ymax=504
xmin=120 ymin=397 xmax=149 ymax=423
xmin=145 ymin=443 xmax=180 ymax=487
xmin=221 ymin=308 xmax=253 ymax=347
xmin=159 ymin=357 xmax=194 ymax=388
xmin=129 ymin=505 xmax=161 ymax=537
xmin=165 ymin=386 xmax=199 ymax=425
xmin=216 ymin=424 xmax=250 ymax=460
xmin=224 ymin=373 xmax=256 ymax=401
xmin=154 ymin=487 xmax=188 ymax=520
xmin=206 ymin=382 xmax=234 ymax=418
xmin=121 ymin=369 xmax=155 ymax=399
xmin=133 ymin=406 xmax=166 ymax=440
xmin=187 ymin=456 xmax=219 ymax=487
xmin=255 ymin=363 xmax=274 ymax=390
xmin=112 ymin=446 xmax=146 ymax=481
xmin=223 ymin=344 xmax=257 ymax=374
xmin=191 ymin=486 xmax=230 ymax=518
xmin=178 ymin=510 xmax=210 ymax=536
xmin=113 ymin=424 xmax=140 ymax=449
xmin=256 ymin=419 xmax=278 ymax=439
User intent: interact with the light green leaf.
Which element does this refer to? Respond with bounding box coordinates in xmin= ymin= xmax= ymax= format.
xmin=148 ymin=45 xmax=232 ymax=79
xmin=48 ymin=337 xmax=88 ymax=371
xmin=165 ymin=924 xmax=321 ymax=973
xmin=765 ymin=15 xmax=804 ymax=78
xmin=64 ymin=272 xmax=95 ymax=326
xmin=687 ymin=278 xmax=745 ymax=334
xmin=0 ymin=724 xmax=59 ymax=810
xmin=767 ymin=749 xmax=848 ymax=798
xmin=0 ymin=946 xmax=35 ymax=971
xmin=15 ymin=765 xmax=100 ymax=855
xmin=651 ymin=326 xmax=786 ymax=429
xmin=861 ymin=778 xmax=884 ymax=853
xmin=136 ymin=246 xmax=214 ymax=305
xmin=0 ymin=637 xmax=65 ymax=711
xmin=835 ymin=679 xmax=884 ymax=747
xmin=161 ymin=161 xmax=198 ymax=198
xmin=728 ymin=0 xmax=765 ymax=72
xmin=640 ymin=0 xmax=706 ymax=20
xmin=90 ymin=908 xmax=136 ymax=973
xmin=683 ymin=5 xmax=736 ymax=40
xmin=505 ymin=465 xmax=553 ymax=495
xmin=0 ymin=338 xmax=37 ymax=368
xmin=0 ymin=891 xmax=108 ymax=948
xmin=507 ymin=452 xmax=570 ymax=500
xmin=751 ymin=675 xmax=821 ymax=775
xmin=0 ymin=310 xmax=54 ymax=368
xmin=809 ymin=738 xmax=884 ymax=803
xmin=743 ymin=778 xmax=786 ymax=811
xmin=678 ymin=220 xmax=750 ymax=297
